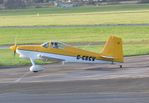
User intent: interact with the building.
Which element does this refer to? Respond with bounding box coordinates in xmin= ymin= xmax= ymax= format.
xmin=0 ymin=0 xmax=55 ymax=9
xmin=0 ymin=0 xmax=148 ymax=9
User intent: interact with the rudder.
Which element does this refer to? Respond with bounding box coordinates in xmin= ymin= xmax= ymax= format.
xmin=100 ymin=36 xmax=124 ymax=62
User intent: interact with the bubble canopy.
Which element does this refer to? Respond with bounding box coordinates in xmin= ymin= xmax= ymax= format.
xmin=41 ymin=41 xmax=66 ymax=49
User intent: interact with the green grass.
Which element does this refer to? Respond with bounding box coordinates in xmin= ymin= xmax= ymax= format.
xmin=0 ymin=26 xmax=149 ymax=45
xmin=0 ymin=4 xmax=149 ymax=26
xmin=0 ymin=49 xmax=30 ymax=66
xmin=0 ymin=10 xmax=149 ymax=26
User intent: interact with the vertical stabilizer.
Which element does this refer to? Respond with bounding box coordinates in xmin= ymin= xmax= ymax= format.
xmin=100 ymin=36 xmax=124 ymax=62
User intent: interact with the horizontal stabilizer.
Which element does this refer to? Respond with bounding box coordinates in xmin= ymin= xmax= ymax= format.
xmin=101 ymin=55 xmax=114 ymax=59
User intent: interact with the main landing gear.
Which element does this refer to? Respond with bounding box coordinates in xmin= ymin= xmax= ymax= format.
xmin=120 ymin=65 xmax=123 ymax=68
xmin=111 ymin=61 xmax=123 ymax=68
xmin=29 ymin=58 xmax=44 ymax=72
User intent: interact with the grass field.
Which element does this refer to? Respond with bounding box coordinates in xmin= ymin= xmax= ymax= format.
xmin=0 ymin=4 xmax=149 ymax=26
xmin=0 ymin=26 xmax=149 ymax=45
xmin=1 ymin=11 xmax=149 ymax=26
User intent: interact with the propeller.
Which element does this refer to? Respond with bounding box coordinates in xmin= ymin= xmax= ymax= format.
xmin=14 ymin=45 xmax=17 ymax=56
xmin=10 ymin=44 xmax=17 ymax=56
xmin=10 ymin=37 xmax=17 ymax=56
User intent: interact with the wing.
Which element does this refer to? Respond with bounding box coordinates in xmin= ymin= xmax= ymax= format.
xmin=38 ymin=54 xmax=64 ymax=62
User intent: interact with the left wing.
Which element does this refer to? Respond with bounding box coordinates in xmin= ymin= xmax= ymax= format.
xmin=38 ymin=54 xmax=64 ymax=62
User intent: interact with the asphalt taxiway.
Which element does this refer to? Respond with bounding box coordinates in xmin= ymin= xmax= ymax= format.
xmin=0 ymin=55 xmax=149 ymax=103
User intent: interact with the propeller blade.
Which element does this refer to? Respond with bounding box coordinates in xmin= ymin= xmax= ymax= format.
xmin=11 ymin=36 xmax=17 ymax=56
xmin=14 ymin=51 xmax=16 ymax=56
xmin=10 ymin=45 xmax=17 ymax=57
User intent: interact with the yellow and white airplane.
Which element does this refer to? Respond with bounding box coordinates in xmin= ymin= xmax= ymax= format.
xmin=10 ymin=36 xmax=124 ymax=72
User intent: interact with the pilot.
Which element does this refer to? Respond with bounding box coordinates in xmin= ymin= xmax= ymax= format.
xmin=51 ymin=42 xmax=54 ymax=47
xmin=44 ymin=42 xmax=49 ymax=48
xmin=51 ymin=42 xmax=58 ymax=48
xmin=54 ymin=42 xmax=58 ymax=48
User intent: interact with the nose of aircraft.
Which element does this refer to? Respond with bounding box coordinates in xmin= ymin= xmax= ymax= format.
xmin=10 ymin=45 xmax=17 ymax=51
xmin=10 ymin=45 xmax=17 ymax=56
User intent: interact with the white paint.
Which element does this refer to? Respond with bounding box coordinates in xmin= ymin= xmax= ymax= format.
xmin=30 ymin=65 xmax=44 ymax=72
xmin=17 ymin=49 xmax=113 ymax=64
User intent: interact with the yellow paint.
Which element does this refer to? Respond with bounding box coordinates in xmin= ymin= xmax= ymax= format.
xmin=10 ymin=36 xmax=124 ymax=62
xmin=100 ymin=36 xmax=124 ymax=62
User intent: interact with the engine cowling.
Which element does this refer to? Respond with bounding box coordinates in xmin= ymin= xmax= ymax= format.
xmin=30 ymin=65 xmax=44 ymax=72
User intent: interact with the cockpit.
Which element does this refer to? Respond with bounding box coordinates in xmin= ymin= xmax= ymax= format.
xmin=41 ymin=41 xmax=65 ymax=49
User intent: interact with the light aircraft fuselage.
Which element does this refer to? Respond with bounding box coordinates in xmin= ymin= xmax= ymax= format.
xmin=10 ymin=36 xmax=124 ymax=72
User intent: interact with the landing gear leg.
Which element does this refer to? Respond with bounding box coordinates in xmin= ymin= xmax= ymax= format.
xmin=30 ymin=58 xmax=35 ymax=66
xmin=120 ymin=65 xmax=123 ymax=68
xmin=30 ymin=58 xmax=38 ymax=72
xmin=111 ymin=60 xmax=114 ymax=65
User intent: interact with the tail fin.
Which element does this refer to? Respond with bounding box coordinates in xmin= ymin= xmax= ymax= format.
xmin=100 ymin=36 xmax=124 ymax=62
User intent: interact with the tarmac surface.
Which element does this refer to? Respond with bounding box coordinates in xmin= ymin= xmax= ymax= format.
xmin=0 ymin=55 xmax=149 ymax=103
xmin=0 ymin=24 xmax=149 ymax=28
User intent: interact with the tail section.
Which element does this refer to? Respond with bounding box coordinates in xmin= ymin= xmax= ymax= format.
xmin=100 ymin=36 xmax=124 ymax=62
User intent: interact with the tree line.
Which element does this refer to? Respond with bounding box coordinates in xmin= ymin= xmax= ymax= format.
xmin=0 ymin=0 xmax=149 ymax=9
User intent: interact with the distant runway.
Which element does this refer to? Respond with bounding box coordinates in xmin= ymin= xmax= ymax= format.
xmin=0 ymin=55 xmax=149 ymax=103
